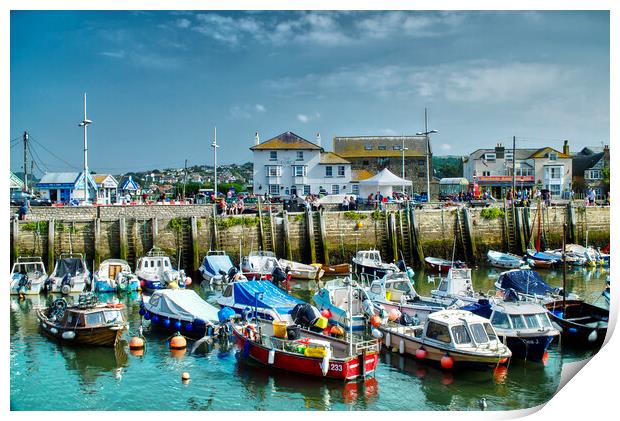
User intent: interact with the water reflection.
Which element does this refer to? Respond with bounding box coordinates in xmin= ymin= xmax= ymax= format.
xmin=60 ymin=342 xmax=129 ymax=385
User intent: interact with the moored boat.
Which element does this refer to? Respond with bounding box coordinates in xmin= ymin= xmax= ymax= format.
xmin=424 ymin=257 xmax=466 ymax=274
xmin=525 ymin=249 xmax=562 ymax=267
xmin=352 ymin=250 xmax=399 ymax=279
xmin=379 ymin=309 xmax=512 ymax=369
xmin=232 ymin=318 xmax=380 ymax=380
xmin=45 ymin=253 xmax=91 ymax=294
xmin=199 ymin=250 xmax=246 ymax=285
xmin=545 ymin=299 xmax=608 ymax=347
xmin=36 ymin=294 xmax=127 ymax=346
xmin=279 ymin=258 xmax=324 ymax=280
xmin=10 ymin=256 xmax=47 ymax=295
xmin=312 ymin=263 xmax=350 ymax=275
xmin=135 ymin=247 xmax=190 ymax=291
xmin=141 ymin=289 xmax=220 ymax=338
xmin=94 ymin=259 xmax=140 ymax=293
xmin=241 ymin=251 xmax=279 ymax=280
xmin=487 ymin=250 xmax=527 ymax=269
xmin=494 ymin=269 xmax=578 ymax=304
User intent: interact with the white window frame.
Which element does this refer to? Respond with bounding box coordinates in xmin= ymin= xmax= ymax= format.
xmin=548 ymin=152 xmax=557 ymax=161
xmin=325 ymin=166 xmax=333 ymax=178
xmin=364 ymin=144 xmax=373 ymax=150
xmin=269 ymin=184 xmax=280 ymax=195
xmin=269 ymin=151 xmax=278 ymax=161
xmin=296 ymin=151 xmax=304 ymax=161
xmin=378 ymin=145 xmax=387 ymax=150
xmin=303 ymin=185 xmax=311 ymax=195
xmin=351 ymin=184 xmax=359 ymax=195
xmin=332 ymin=184 xmax=340 ymax=194
xmin=293 ymin=165 xmax=307 ymax=177
xmin=484 ymin=153 xmax=496 ymax=162
xmin=505 ymin=152 xmax=514 ymax=162
xmin=338 ymin=166 xmax=345 ymax=177
xmin=266 ymin=166 xmax=282 ymax=177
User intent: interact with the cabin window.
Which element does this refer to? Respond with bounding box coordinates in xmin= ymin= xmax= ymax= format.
xmin=391 ymin=281 xmax=410 ymax=292
xmin=490 ymin=311 xmax=511 ymax=329
xmin=524 ymin=314 xmax=541 ymax=329
xmin=66 ymin=312 xmax=77 ymax=326
xmin=223 ymin=285 xmax=233 ymax=297
xmin=150 ymin=261 xmax=155 ymax=268
xmin=509 ymin=315 xmax=526 ymax=329
xmin=370 ymin=284 xmax=382 ymax=295
xmin=438 ymin=280 xmax=448 ymax=292
xmin=484 ymin=323 xmax=498 ymax=341
xmin=85 ymin=312 xmax=104 ymax=326
xmin=164 ymin=260 xmax=170 ymax=267
xmin=103 ymin=310 xmax=123 ymax=324
xmin=538 ymin=313 xmax=553 ymax=328
xmin=426 ymin=321 xmax=451 ymax=343
xmin=157 ymin=260 xmax=162 ymax=268
xmin=451 ymin=325 xmax=472 ymax=344
xmin=470 ymin=323 xmax=489 ymax=343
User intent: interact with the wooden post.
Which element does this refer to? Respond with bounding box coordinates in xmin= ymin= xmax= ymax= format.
xmin=462 ymin=208 xmax=477 ymax=262
xmin=211 ymin=205 xmax=219 ymax=250
xmin=119 ymin=217 xmax=128 ymax=260
xmin=388 ymin=212 xmax=398 ymax=263
xmin=405 ymin=204 xmax=415 ymax=265
xmin=398 ymin=210 xmax=405 ymax=260
xmin=268 ymin=205 xmax=276 ymax=253
xmin=306 ymin=209 xmax=316 ymax=263
xmin=318 ymin=210 xmax=329 ymax=265
xmin=567 ymin=203 xmax=577 ymax=243
xmin=47 ymin=220 xmax=55 ymax=273
xmin=409 ymin=207 xmax=425 ymax=263
xmin=282 ymin=210 xmax=293 ymax=261
xmin=93 ymin=218 xmax=101 ymax=268
xmin=257 ymin=197 xmax=266 ymax=251
xmin=151 ymin=217 xmax=158 ymax=249
xmin=132 ymin=219 xmax=142 ymax=268
xmin=190 ymin=216 xmax=200 ymax=275
xmin=11 ymin=219 xmax=19 ymax=264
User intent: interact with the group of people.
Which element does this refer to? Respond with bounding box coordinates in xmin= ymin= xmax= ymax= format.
xmin=340 ymin=196 xmax=359 ymax=211
xmin=302 ymin=194 xmax=323 ymax=212
xmin=216 ymin=196 xmax=246 ymax=215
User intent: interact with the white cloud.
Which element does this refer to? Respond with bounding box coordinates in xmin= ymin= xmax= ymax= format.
xmin=176 ymin=18 xmax=191 ymax=29
xmin=230 ymin=104 xmax=267 ymax=120
xmin=297 ymin=114 xmax=309 ymax=123
xmin=440 ymin=143 xmax=452 ymax=151
xmin=356 ymin=11 xmax=464 ymax=39
xmin=255 ymin=104 xmax=266 ymax=112
xmin=100 ymin=50 xmax=126 ymax=59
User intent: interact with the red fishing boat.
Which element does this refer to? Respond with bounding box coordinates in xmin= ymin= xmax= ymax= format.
xmin=232 ymin=319 xmax=379 ymax=380
xmin=424 ymin=257 xmax=466 ymax=274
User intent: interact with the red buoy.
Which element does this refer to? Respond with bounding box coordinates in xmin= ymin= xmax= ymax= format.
xmin=370 ymin=315 xmax=382 ymax=328
xmin=440 ymin=354 xmax=454 ymax=370
xmin=415 ymin=348 xmax=427 ymax=359
xmin=321 ymin=309 xmax=332 ymax=319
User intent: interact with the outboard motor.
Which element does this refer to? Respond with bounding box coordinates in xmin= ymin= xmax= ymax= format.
xmin=399 ymin=313 xmax=415 ymax=326
xmin=60 ymin=273 xmax=73 ymax=295
xmin=226 ymin=266 xmax=239 ymax=283
xmin=396 ymin=260 xmax=407 ymax=273
xmin=271 ymin=266 xmax=290 ymax=290
xmin=291 ymin=303 xmax=321 ymax=330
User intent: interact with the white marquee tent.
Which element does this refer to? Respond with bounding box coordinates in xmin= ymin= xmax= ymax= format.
xmin=358 ymin=168 xmax=412 ymax=198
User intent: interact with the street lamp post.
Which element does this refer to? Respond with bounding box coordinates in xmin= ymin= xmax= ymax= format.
xmin=401 ymin=136 xmax=408 ymax=194
xmin=78 ymin=93 xmax=92 ymax=204
xmin=416 ymin=108 xmax=438 ymax=203
xmin=211 ymin=127 xmax=219 ymax=199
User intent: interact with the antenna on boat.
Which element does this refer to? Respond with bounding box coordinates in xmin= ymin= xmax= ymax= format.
xmin=562 ymin=222 xmax=567 ymax=316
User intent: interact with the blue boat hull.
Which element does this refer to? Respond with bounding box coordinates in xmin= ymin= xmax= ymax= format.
xmin=503 ymin=335 xmax=554 ymax=361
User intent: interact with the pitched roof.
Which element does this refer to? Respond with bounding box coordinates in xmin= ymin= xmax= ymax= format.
xmin=351 ymin=169 xmax=374 ymax=182
xmin=333 ymin=135 xmax=429 ymax=158
xmin=319 ymin=152 xmax=350 ymax=164
xmin=528 ymin=147 xmax=570 ymax=159
xmin=250 ymin=131 xmax=323 ymax=151
xmin=37 ymin=172 xmax=80 ymax=185
xmin=469 ymin=147 xmax=568 ymax=160
xmin=572 ymin=152 xmax=604 ymax=176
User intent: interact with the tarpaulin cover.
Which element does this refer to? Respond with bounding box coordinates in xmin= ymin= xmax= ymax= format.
xmin=145 ymin=289 xmax=219 ymax=323
xmin=460 ymin=300 xmax=493 ymax=319
xmin=498 ymin=270 xmax=561 ymax=297
xmin=527 ymin=250 xmax=561 ymax=262
xmin=202 ymin=255 xmax=235 ymax=276
xmin=232 ymin=281 xmax=303 ymax=314
xmin=56 ymin=258 xmax=84 ymax=277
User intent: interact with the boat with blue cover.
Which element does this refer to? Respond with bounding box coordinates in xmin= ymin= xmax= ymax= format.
xmin=217 ymin=280 xmax=305 ymax=323
xmin=494 ymin=269 xmax=578 ymax=304
xmin=525 ymin=249 xmax=562 ymax=267
xmin=199 ymin=250 xmax=246 ymax=285
xmin=487 ymin=250 xmax=527 ymax=269
xmin=461 ymin=298 xmax=559 ymax=361
xmin=140 ymin=289 xmax=219 ymax=338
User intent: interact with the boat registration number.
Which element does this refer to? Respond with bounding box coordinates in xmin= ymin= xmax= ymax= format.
xmin=330 ymin=363 xmax=342 ymax=371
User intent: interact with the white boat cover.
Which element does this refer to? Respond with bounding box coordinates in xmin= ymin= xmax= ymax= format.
xmin=145 ymin=289 xmax=219 ymax=323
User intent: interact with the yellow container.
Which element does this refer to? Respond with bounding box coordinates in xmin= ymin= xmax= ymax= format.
xmin=273 ymin=320 xmax=288 ymax=339
xmin=386 ymin=291 xmax=392 ymax=301
xmin=314 ymin=316 xmax=328 ymax=329
xmin=304 ymin=346 xmax=327 ymax=358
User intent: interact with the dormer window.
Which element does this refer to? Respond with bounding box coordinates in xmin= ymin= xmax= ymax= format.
xmin=505 ymin=152 xmax=513 ymax=162
xmin=378 ymin=145 xmax=387 ymax=150
xmin=548 ymin=152 xmax=557 ymax=161
xmin=364 ymin=144 xmax=373 ymax=150
xmin=484 ymin=153 xmax=496 ymax=162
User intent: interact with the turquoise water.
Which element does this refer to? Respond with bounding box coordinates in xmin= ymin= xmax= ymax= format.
xmin=10 ymin=266 xmax=608 ymax=411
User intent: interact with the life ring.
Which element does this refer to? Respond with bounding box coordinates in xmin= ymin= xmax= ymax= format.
xmin=106 ymin=303 xmax=125 ymax=309
xmin=244 ymin=324 xmax=257 ymax=341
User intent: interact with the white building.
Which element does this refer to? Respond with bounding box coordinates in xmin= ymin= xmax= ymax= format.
xmin=93 ymin=174 xmax=119 ymax=205
xmin=251 ymin=131 xmax=353 ymax=198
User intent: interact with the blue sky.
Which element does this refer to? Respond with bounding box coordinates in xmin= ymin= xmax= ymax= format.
xmin=10 ymin=10 xmax=609 ymax=175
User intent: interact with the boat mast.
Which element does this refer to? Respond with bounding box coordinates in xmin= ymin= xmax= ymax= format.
xmin=212 ymin=127 xmax=219 ymax=199
xmin=562 ymin=222 xmax=567 ymax=314
xmin=348 ymin=277 xmax=353 ymax=357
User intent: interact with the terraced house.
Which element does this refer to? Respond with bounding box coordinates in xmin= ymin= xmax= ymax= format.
xmin=251 ymin=131 xmax=352 ymax=199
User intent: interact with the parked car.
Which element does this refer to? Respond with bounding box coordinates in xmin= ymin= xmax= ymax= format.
xmin=10 ymin=191 xmax=51 ymax=206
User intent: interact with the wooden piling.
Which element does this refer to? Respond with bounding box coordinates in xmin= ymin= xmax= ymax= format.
xmin=132 ymin=219 xmax=142 ymax=267
xmin=211 ymin=206 xmax=220 ymax=250
xmin=190 ymin=216 xmax=200 ymax=274
xmin=119 ymin=217 xmax=128 ymax=261
xmin=462 ymin=208 xmax=477 ymax=262
xmin=388 ymin=212 xmax=398 ymax=263
xmin=151 ymin=217 xmax=159 ymax=249
xmin=567 ymin=203 xmax=577 ymax=243
xmin=409 ymin=207 xmax=425 ymax=263
xmin=317 ymin=210 xmax=329 ymax=265
xmin=282 ymin=210 xmax=293 ymax=261
xmin=257 ymin=197 xmax=266 ymax=251
xmin=93 ymin=218 xmax=101 ymax=268
xmin=268 ymin=205 xmax=276 ymax=253
xmin=11 ymin=219 xmax=19 ymax=264
xmin=48 ymin=220 xmax=55 ymax=272
xmin=306 ymin=209 xmax=317 ymax=263
xmin=405 ymin=204 xmax=415 ymax=265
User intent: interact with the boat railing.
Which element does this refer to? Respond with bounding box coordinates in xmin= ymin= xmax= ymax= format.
xmin=353 ymin=339 xmax=380 ymax=354
xmin=16 ymin=256 xmax=44 ymax=263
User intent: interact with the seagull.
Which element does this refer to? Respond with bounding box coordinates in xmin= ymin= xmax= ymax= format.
xmin=479 ymin=398 xmax=488 ymax=410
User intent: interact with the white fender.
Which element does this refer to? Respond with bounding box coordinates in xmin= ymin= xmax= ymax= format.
xmin=385 ymin=332 xmax=391 ymax=348
xmin=268 ymin=349 xmax=275 ymax=364
xmin=62 ymin=331 xmax=76 ymax=340
xmin=399 ymin=338 xmax=405 ymax=354
xmin=50 ymin=327 xmax=58 ymax=335
xmin=321 ymin=349 xmax=331 ymax=376
xmin=588 ymin=329 xmax=598 ymax=343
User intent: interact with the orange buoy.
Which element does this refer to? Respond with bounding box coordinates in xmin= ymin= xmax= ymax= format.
xmin=130 ymin=348 xmax=145 ymax=357
xmin=170 ymin=348 xmax=186 ymax=359
xmin=388 ymin=308 xmax=401 ymax=322
xmin=440 ymin=354 xmax=454 ymax=370
xmin=415 ymin=348 xmax=427 ymax=359
xmin=493 ymin=365 xmax=508 ymax=385
xmin=129 ymin=336 xmax=145 ymax=350
xmin=330 ymin=325 xmax=344 ymax=337
xmin=170 ymin=335 xmax=187 ymax=350
xmin=370 ymin=315 xmax=382 ymax=328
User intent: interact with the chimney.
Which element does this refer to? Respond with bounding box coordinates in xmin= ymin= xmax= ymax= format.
xmin=495 ymin=142 xmax=505 ymax=158
xmin=254 ymin=131 xmax=260 ymax=145
xmin=563 ymin=139 xmax=570 ymax=155
xmin=316 ymin=132 xmax=321 ymax=146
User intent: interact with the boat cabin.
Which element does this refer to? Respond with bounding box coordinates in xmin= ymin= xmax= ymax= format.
xmin=61 ymin=305 xmax=125 ymax=328
xmin=12 ymin=257 xmax=46 ymax=276
xmin=97 ymin=259 xmax=132 ymax=280
xmin=355 ymin=250 xmax=383 ymax=265
xmin=432 ymin=268 xmax=475 ymax=299
xmin=321 ymin=279 xmax=371 ymax=314
xmin=367 ymin=273 xmax=417 ymax=303
xmin=421 ymin=310 xmax=501 ymax=348
xmin=138 ymin=256 xmax=173 ymax=274
xmin=488 ymin=302 xmax=555 ymax=334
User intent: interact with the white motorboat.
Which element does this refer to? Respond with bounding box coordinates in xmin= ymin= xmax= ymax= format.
xmin=10 ymin=256 xmax=47 ymax=295
xmin=45 ymin=253 xmax=91 ymax=294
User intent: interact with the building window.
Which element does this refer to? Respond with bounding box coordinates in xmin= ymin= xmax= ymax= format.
xmin=377 ymin=157 xmax=390 ymax=167
xmin=417 ymin=159 xmax=425 ymax=166
xmin=548 ymin=153 xmax=557 ymax=161
xmin=325 ymin=166 xmax=333 ymax=177
xmin=269 ymin=184 xmax=280 ymax=195
xmin=303 ymin=185 xmax=311 ymax=195
xmin=296 ymin=151 xmax=304 ymax=161
xmin=266 ymin=166 xmax=282 ymax=177
xmin=352 ymin=184 xmax=359 ymax=195
xmin=547 ymin=184 xmax=561 ymax=196
xmin=364 ymin=144 xmax=373 ymax=150
xmin=586 ymin=169 xmax=602 ymax=180
xmin=362 ymin=160 xmax=370 ymax=166
xmin=393 ymin=145 xmax=401 ymax=150
xmin=338 ymin=166 xmax=345 ymax=177
xmin=378 ymin=145 xmax=387 ymax=150
xmin=293 ymin=166 xmax=306 ymax=177
xmin=484 ymin=153 xmax=496 ymax=162
xmin=269 ymin=151 xmax=278 ymax=161
xmin=332 ymin=185 xmax=339 ymax=194
xmin=482 ymin=171 xmax=491 ymax=177
xmin=505 ymin=152 xmax=514 ymax=162
xmin=545 ymin=166 xmax=562 ymax=180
